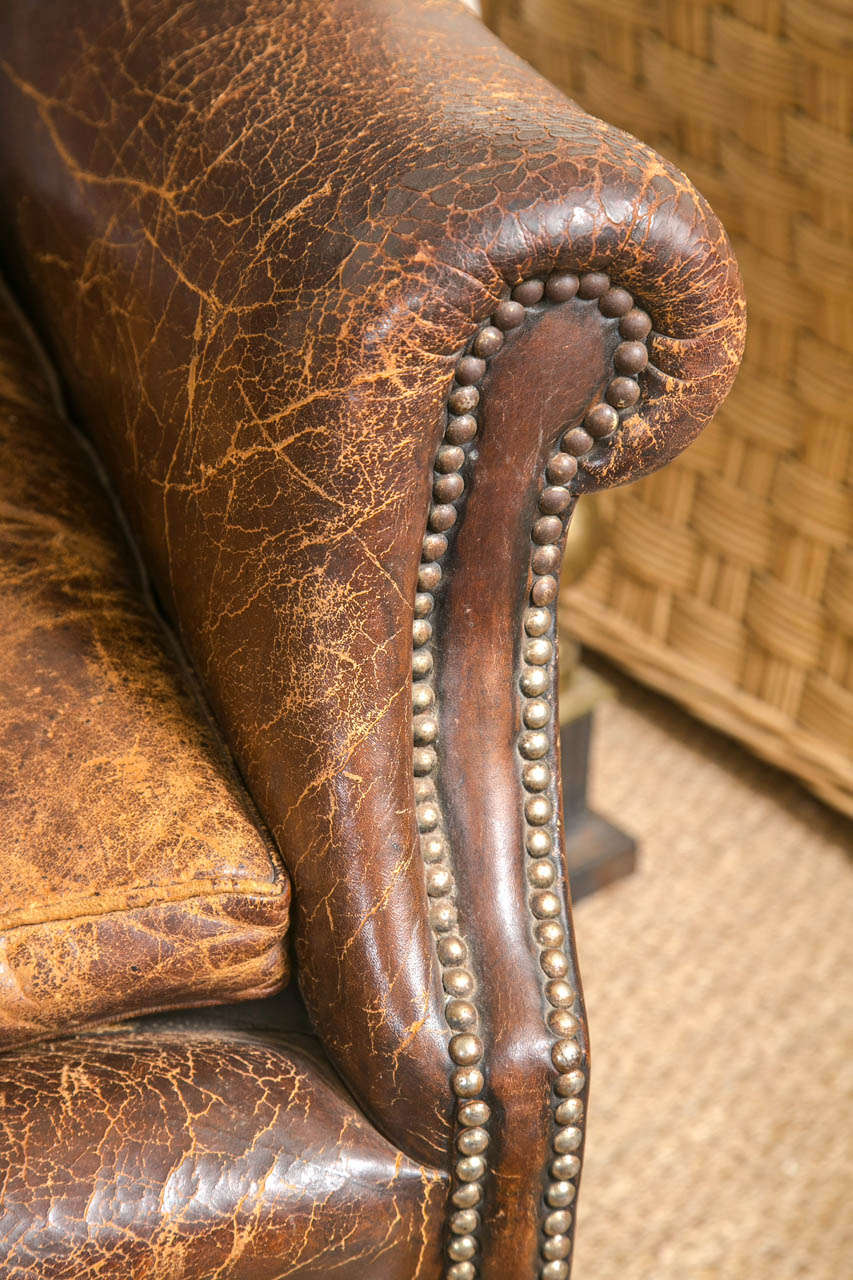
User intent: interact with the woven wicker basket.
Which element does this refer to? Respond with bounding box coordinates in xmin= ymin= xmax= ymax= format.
xmin=484 ymin=0 xmax=853 ymax=815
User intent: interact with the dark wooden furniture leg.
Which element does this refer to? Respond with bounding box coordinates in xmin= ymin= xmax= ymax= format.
xmin=562 ymin=712 xmax=637 ymax=901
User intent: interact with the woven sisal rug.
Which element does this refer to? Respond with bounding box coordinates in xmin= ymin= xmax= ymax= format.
xmin=572 ymin=662 xmax=852 ymax=1279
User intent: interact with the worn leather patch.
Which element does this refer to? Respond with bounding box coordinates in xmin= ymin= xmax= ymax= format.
xmin=0 ymin=291 xmax=291 ymax=1048
xmin=0 ymin=1009 xmax=445 ymax=1278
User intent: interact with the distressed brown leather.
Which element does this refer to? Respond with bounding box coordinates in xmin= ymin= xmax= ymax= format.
xmin=0 ymin=0 xmax=745 ymax=1275
xmin=0 ymin=290 xmax=290 ymax=1049
xmin=0 ymin=992 xmax=445 ymax=1280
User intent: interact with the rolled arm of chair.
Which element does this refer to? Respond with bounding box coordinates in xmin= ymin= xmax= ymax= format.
xmin=0 ymin=0 xmax=744 ymax=1275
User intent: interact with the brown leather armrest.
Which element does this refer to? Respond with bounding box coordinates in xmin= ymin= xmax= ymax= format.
xmin=0 ymin=1 xmax=744 ymax=1274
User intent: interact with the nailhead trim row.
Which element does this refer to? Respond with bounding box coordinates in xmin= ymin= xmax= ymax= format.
xmin=413 ymin=271 xmax=652 ymax=1280
xmin=413 ymin=350 xmax=490 ymax=1280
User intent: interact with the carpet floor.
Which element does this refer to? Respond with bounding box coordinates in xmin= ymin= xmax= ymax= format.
xmin=571 ymin=662 xmax=852 ymax=1280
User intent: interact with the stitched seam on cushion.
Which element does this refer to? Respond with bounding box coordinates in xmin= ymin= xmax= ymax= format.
xmin=1 ymin=877 xmax=290 ymax=932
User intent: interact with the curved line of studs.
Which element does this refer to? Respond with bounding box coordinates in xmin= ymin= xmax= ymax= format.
xmin=515 ymin=272 xmax=653 ymax=1280
xmin=412 ymin=269 xmax=653 ymax=1280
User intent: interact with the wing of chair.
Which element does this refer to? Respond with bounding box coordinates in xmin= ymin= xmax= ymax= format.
xmin=0 ymin=1 xmax=745 ymax=1277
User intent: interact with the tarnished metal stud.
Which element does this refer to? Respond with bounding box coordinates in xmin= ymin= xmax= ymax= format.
xmin=532 ymin=574 xmax=559 ymax=606
xmin=414 ymin=776 xmax=435 ymax=802
xmin=447 ymin=1234 xmax=477 ymax=1263
xmin=532 ymin=515 xmax=563 ymax=545
xmin=531 ymin=889 xmax=561 ymax=918
xmin=429 ymin=503 xmax=457 ymax=533
xmin=562 ymin=427 xmax=594 ymax=457
xmin=445 ymin=414 xmax=478 ymax=445
xmin=598 ymin=285 xmax=634 ymax=317
xmin=455 ymin=356 xmax=486 ymax=385
xmin=545 ymin=979 xmax=574 ymax=1007
xmin=412 ymin=616 xmax=432 ymax=645
xmin=473 ymin=324 xmax=504 ymax=358
xmin=455 ymin=1153 xmax=487 ymax=1180
xmin=456 ymin=1125 xmax=489 ymax=1155
xmin=539 ymin=485 xmax=572 ymax=515
xmin=546 ymin=1181 xmax=576 ymax=1210
xmin=448 ymin=384 xmax=479 ymax=414
xmin=543 ymin=1235 xmax=572 ymax=1261
xmin=619 ymin=308 xmax=652 ymax=341
xmin=422 ymin=532 xmax=448 ymax=562
xmin=449 ymin=1034 xmax=484 ymax=1066
xmin=427 ymin=866 xmax=453 ymax=897
xmin=512 ymin=278 xmax=544 ymax=305
xmin=494 ymin=298 xmax=526 ymax=329
xmin=552 ymin=1153 xmax=581 ymax=1179
xmin=543 ymin=1208 xmax=572 ymax=1235
xmin=540 ymin=948 xmax=568 ymax=978
xmin=412 ymin=682 xmax=435 ymax=713
xmin=524 ymin=699 xmax=551 ymax=728
xmin=520 ymin=666 xmax=549 ymax=697
xmin=417 ymin=801 xmax=440 ymax=831
xmin=446 ymin=999 xmax=478 ymax=1031
xmin=413 ymin=746 xmax=437 ymax=776
xmin=445 ymin=1233 xmax=479 ymax=1264
xmin=451 ymin=1181 xmax=483 ymax=1209
xmin=437 ymin=935 xmax=466 ymax=965
xmin=545 ymin=272 xmax=580 ymax=302
xmin=429 ymin=902 xmax=456 ymax=932
xmin=555 ymin=1098 xmax=584 ymax=1125
xmin=448 ymin=1233 xmax=473 ymax=1264
xmin=606 ymin=376 xmax=641 ymax=409
xmin=536 ymin=920 xmax=564 ymax=947
xmin=523 ymin=637 xmax=553 ymax=665
xmin=577 ymin=271 xmax=610 ymax=298
xmin=614 ymin=340 xmax=649 ymax=375
xmin=526 ymin=828 xmax=553 ymax=857
xmin=436 ymin=444 xmax=465 ymax=473
xmin=434 ymin=471 xmax=465 ymax=502
xmin=541 ymin=1259 xmax=570 ymax=1280
xmin=519 ymin=731 xmax=549 ymax=762
xmin=554 ymin=1126 xmax=583 ymax=1154
xmin=413 ymin=714 xmax=438 ymax=744
xmin=584 ymin=402 xmax=619 ymax=438
xmin=548 ymin=1009 xmax=578 ymax=1037
xmin=444 ymin=968 xmax=475 ymax=997
xmin=528 ymin=860 xmax=556 ymax=889
xmin=414 ymin=592 xmax=434 ymax=618
xmin=447 ymin=1261 xmax=476 ymax=1280
xmin=523 ymin=761 xmax=551 ymax=792
xmin=443 ymin=1059 xmax=478 ymax=1108
xmin=422 ymin=833 xmax=446 ymax=863
xmin=532 ymin=544 xmax=561 ymax=575
xmin=554 ymin=1071 xmax=586 ymax=1098
xmin=412 ymin=649 xmax=433 ymax=678
xmin=418 ymin=562 xmax=441 ymax=592
xmin=525 ymin=795 xmax=553 ymax=826
xmin=450 ymin=1208 xmax=480 ymax=1235
xmin=458 ymin=1100 xmax=491 ymax=1127
xmin=552 ymin=1039 xmax=582 ymax=1072
xmin=524 ymin=607 xmax=552 ymax=636
xmin=546 ymin=453 xmax=578 ymax=486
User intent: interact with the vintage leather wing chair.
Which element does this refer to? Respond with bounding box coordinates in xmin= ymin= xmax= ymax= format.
xmin=0 ymin=1 xmax=745 ymax=1276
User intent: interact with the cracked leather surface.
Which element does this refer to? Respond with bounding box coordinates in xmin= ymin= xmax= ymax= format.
xmin=0 ymin=0 xmax=744 ymax=1165
xmin=0 ymin=0 xmax=744 ymax=1273
xmin=0 ymin=994 xmax=445 ymax=1279
xmin=0 ymin=288 xmax=290 ymax=1049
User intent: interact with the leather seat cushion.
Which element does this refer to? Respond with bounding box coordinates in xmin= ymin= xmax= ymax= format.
xmin=0 ymin=290 xmax=291 ymax=1049
xmin=0 ymin=991 xmax=445 ymax=1280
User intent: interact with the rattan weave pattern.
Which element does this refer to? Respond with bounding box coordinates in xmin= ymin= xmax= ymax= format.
xmin=483 ymin=0 xmax=853 ymax=814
